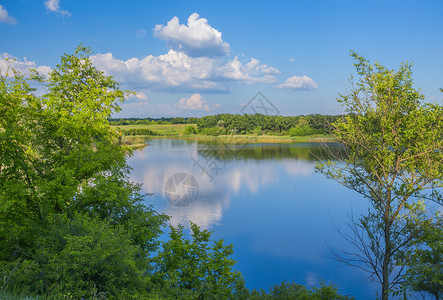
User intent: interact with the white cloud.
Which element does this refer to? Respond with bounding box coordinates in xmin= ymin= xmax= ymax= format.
xmin=0 ymin=53 xmax=52 ymax=77
xmin=2 ymin=12 xmax=280 ymax=95
xmin=135 ymin=91 xmax=148 ymax=100
xmin=153 ymin=12 xmax=230 ymax=58
xmin=90 ymin=50 xmax=226 ymax=93
xmin=0 ymin=5 xmax=17 ymax=24
xmin=44 ymin=0 xmax=71 ymax=17
xmin=277 ymin=75 xmax=318 ymax=90
xmin=218 ymin=56 xmax=279 ymax=84
xmin=90 ymin=50 xmax=278 ymax=93
xmin=178 ymin=93 xmax=213 ymax=111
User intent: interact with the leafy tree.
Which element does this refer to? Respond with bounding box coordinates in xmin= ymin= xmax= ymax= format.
xmin=0 ymin=46 xmax=167 ymax=298
xmin=151 ymin=223 xmax=247 ymax=299
xmin=397 ymin=202 xmax=442 ymax=299
xmin=316 ymin=52 xmax=443 ymax=299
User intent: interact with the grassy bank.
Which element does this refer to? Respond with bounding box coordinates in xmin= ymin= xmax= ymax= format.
xmin=112 ymin=124 xmax=335 ymax=148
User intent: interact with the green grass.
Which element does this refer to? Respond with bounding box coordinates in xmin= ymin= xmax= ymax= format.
xmin=111 ymin=124 xmax=192 ymax=136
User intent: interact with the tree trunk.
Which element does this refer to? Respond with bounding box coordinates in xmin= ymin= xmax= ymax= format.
xmin=382 ymin=208 xmax=392 ymax=300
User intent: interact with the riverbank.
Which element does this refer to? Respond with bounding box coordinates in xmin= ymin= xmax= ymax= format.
xmin=113 ymin=124 xmax=335 ymax=149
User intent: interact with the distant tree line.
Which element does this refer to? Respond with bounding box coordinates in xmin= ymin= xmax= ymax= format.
xmin=110 ymin=114 xmax=340 ymax=136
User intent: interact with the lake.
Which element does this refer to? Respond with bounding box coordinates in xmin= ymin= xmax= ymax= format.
xmin=127 ymin=138 xmax=380 ymax=299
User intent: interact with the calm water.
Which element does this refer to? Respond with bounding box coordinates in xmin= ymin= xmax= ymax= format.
xmin=127 ymin=139 xmax=380 ymax=299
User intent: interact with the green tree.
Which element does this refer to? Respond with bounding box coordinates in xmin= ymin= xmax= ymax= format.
xmin=0 ymin=46 xmax=167 ymax=298
xmin=316 ymin=52 xmax=443 ymax=299
xmin=152 ymin=223 xmax=247 ymax=299
xmin=397 ymin=202 xmax=442 ymax=299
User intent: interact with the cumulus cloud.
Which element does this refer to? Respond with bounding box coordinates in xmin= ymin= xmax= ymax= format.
xmin=0 ymin=5 xmax=17 ymax=24
xmin=44 ymin=0 xmax=71 ymax=17
xmin=90 ymin=50 xmax=278 ymax=93
xmin=178 ymin=93 xmax=215 ymax=111
xmin=0 ymin=53 xmax=52 ymax=77
xmin=153 ymin=12 xmax=230 ymax=58
xmin=90 ymin=50 xmax=226 ymax=93
xmin=2 ymin=12 xmax=280 ymax=95
xmin=277 ymin=75 xmax=318 ymax=90
xmin=218 ymin=56 xmax=280 ymax=84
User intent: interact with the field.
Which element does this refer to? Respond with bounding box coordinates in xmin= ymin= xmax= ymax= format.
xmin=112 ymin=123 xmax=191 ymax=136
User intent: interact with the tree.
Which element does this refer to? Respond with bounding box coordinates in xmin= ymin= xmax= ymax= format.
xmin=0 ymin=46 xmax=168 ymax=298
xmin=316 ymin=52 xmax=443 ymax=299
xmin=398 ymin=202 xmax=442 ymax=299
xmin=151 ymin=223 xmax=247 ymax=299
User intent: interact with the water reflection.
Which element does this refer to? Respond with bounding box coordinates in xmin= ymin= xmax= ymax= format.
xmin=127 ymin=139 xmax=376 ymax=298
xmin=128 ymin=139 xmax=333 ymax=229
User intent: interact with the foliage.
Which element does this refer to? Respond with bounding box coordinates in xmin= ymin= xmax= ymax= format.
xmin=110 ymin=114 xmax=340 ymax=136
xmin=198 ymin=126 xmax=225 ymax=136
xmin=151 ymin=223 xmax=248 ymax=299
xmin=183 ymin=125 xmax=197 ymax=135
xmin=119 ymin=128 xmax=159 ymax=136
xmin=397 ymin=202 xmax=442 ymax=299
xmin=249 ymin=281 xmax=354 ymax=299
xmin=316 ymin=52 xmax=443 ymax=299
xmin=1 ymin=214 xmax=151 ymax=299
xmin=0 ymin=46 xmax=168 ymax=298
xmin=196 ymin=113 xmax=336 ymax=135
xmin=289 ymin=126 xmax=315 ymax=136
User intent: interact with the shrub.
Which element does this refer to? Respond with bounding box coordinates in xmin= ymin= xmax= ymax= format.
xmin=183 ymin=125 xmax=197 ymax=135
xmin=289 ymin=125 xmax=315 ymax=136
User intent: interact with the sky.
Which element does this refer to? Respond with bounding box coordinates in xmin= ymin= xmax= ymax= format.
xmin=1 ymin=0 xmax=442 ymax=117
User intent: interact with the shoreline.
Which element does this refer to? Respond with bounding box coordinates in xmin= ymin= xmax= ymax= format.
xmin=122 ymin=134 xmax=336 ymax=149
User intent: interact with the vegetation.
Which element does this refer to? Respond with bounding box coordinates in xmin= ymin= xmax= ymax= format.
xmin=183 ymin=125 xmax=197 ymax=135
xmin=111 ymin=113 xmax=338 ymax=137
xmin=398 ymin=203 xmax=442 ymax=299
xmin=0 ymin=47 xmax=352 ymax=299
xmin=5 ymin=45 xmax=440 ymax=300
xmin=316 ymin=52 xmax=443 ymax=299
xmin=249 ymin=281 xmax=353 ymax=299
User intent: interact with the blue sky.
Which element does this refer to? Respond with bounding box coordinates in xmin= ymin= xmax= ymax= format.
xmin=1 ymin=0 xmax=442 ymax=117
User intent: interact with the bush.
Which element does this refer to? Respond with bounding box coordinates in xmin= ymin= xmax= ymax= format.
xmin=183 ymin=125 xmax=197 ymax=135
xmin=249 ymin=281 xmax=354 ymax=299
xmin=200 ymin=127 xmax=225 ymax=136
xmin=288 ymin=125 xmax=315 ymax=136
